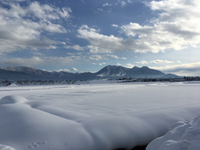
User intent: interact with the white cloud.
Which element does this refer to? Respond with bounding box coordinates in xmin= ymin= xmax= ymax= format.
xmin=121 ymin=0 xmax=200 ymax=53
xmin=177 ymin=60 xmax=181 ymax=63
xmin=152 ymin=62 xmax=200 ymax=76
xmin=150 ymin=59 xmax=174 ymax=64
xmin=112 ymin=24 xmax=119 ymax=27
xmin=126 ymin=63 xmax=134 ymax=68
xmin=103 ymin=3 xmax=112 ymax=7
xmin=109 ymin=55 xmax=119 ymax=59
xmin=0 ymin=56 xmax=78 ymax=67
xmin=121 ymin=57 xmax=127 ymax=60
xmin=99 ymin=62 xmax=106 ymax=66
xmin=71 ymin=68 xmax=78 ymax=72
xmin=136 ymin=60 xmax=148 ymax=64
xmin=120 ymin=1 xmax=126 ymax=7
xmin=0 ymin=1 xmax=71 ymax=54
xmin=89 ymin=55 xmax=103 ymax=61
xmin=98 ymin=8 xmax=103 ymax=12
xmin=55 ymin=69 xmax=70 ymax=72
xmin=65 ymin=45 xmax=85 ymax=51
xmin=78 ymin=25 xmax=149 ymax=53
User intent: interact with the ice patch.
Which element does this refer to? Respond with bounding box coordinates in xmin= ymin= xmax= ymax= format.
xmin=147 ymin=114 xmax=200 ymax=150
xmin=0 ymin=144 xmax=15 ymax=150
xmin=0 ymin=95 xmax=28 ymax=105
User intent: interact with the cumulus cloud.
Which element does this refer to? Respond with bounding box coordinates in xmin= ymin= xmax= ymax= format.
xmin=77 ymin=25 xmax=149 ymax=53
xmin=150 ymin=59 xmax=174 ymax=64
xmin=0 ymin=56 xmax=78 ymax=67
xmin=89 ymin=55 xmax=103 ymax=61
xmin=112 ymin=24 xmax=119 ymax=27
xmin=89 ymin=54 xmax=119 ymax=61
xmin=109 ymin=55 xmax=119 ymax=59
xmin=0 ymin=1 xmax=71 ymax=54
xmin=120 ymin=1 xmax=126 ymax=7
xmin=65 ymin=45 xmax=85 ymax=51
xmin=136 ymin=60 xmax=148 ymax=64
xmin=121 ymin=0 xmax=200 ymax=53
xmin=152 ymin=62 xmax=200 ymax=76
xmin=126 ymin=63 xmax=134 ymax=68
xmin=99 ymin=62 xmax=106 ymax=66
xmin=55 ymin=69 xmax=70 ymax=72
xmin=78 ymin=0 xmax=200 ymax=54
xmin=103 ymin=3 xmax=112 ymax=7
xmin=71 ymin=67 xmax=78 ymax=72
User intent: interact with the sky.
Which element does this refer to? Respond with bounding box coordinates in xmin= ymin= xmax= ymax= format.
xmin=0 ymin=0 xmax=200 ymax=76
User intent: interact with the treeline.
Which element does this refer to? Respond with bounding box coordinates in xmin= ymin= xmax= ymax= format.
xmin=118 ymin=76 xmax=200 ymax=82
xmin=0 ymin=79 xmax=88 ymax=86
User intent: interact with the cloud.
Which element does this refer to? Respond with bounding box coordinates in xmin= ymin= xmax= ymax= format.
xmin=121 ymin=0 xmax=200 ymax=53
xmin=136 ymin=60 xmax=148 ymax=64
xmin=55 ymin=69 xmax=70 ymax=72
xmin=112 ymin=24 xmax=119 ymax=27
xmin=103 ymin=3 xmax=112 ymax=7
xmin=0 ymin=1 xmax=71 ymax=54
xmin=177 ymin=60 xmax=181 ymax=63
xmin=109 ymin=55 xmax=119 ymax=59
xmin=0 ymin=56 xmax=78 ymax=67
xmin=99 ymin=62 xmax=106 ymax=66
xmin=121 ymin=57 xmax=127 ymax=60
xmin=126 ymin=63 xmax=134 ymax=68
xmin=150 ymin=59 xmax=174 ymax=64
xmin=89 ymin=55 xmax=103 ymax=61
xmin=88 ymin=54 xmax=119 ymax=61
xmin=65 ymin=45 xmax=85 ymax=51
xmin=77 ymin=25 xmax=150 ymax=53
xmin=120 ymin=1 xmax=126 ymax=7
xmin=152 ymin=62 xmax=200 ymax=76
xmin=71 ymin=68 xmax=78 ymax=72
xmin=77 ymin=0 xmax=200 ymax=54
xmin=98 ymin=8 xmax=103 ymax=12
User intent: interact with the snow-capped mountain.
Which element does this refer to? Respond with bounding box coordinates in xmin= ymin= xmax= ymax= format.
xmin=95 ymin=65 xmax=129 ymax=77
xmin=0 ymin=65 xmax=178 ymax=81
xmin=95 ymin=65 xmax=171 ymax=79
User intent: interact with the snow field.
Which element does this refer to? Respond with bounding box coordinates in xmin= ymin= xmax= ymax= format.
xmin=0 ymin=82 xmax=200 ymax=150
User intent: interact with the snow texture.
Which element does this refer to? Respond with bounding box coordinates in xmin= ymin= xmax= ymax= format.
xmin=147 ymin=114 xmax=200 ymax=150
xmin=0 ymin=144 xmax=15 ymax=150
xmin=0 ymin=82 xmax=200 ymax=150
xmin=0 ymin=95 xmax=27 ymax=105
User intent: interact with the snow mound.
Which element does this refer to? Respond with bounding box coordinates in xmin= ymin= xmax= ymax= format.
xmin=147 ymin=114 xmax=200 ymax=150
xmin=0 ymin=95 xmax=28 ymax=105
xmin=0 ymin=144 xmax=15 ymax=150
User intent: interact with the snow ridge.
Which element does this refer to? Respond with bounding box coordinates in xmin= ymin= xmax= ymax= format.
xmin=147 ymin=114 xmax=200 ymax=150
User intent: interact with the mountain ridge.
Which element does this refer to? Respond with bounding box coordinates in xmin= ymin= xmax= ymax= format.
xmin=0 ymin=65 xmax=178 ymax=81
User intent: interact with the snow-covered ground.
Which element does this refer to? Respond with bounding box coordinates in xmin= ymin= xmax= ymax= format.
xmin=0 ymin=81 xmax=200 ymax=150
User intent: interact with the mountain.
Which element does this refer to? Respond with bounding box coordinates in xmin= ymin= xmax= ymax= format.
xmin=0 ymin=65 xmax=178 ymax=81
xmin=95 ymin=65 xmax=129 ymax=77
xmin=95 ymin=65 xmax=166 ymax=79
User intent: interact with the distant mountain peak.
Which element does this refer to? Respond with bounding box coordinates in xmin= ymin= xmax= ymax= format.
xmin=141 ymin=66 xmax=149 ymax=69
xmin=0 ymin=65 xmax=179 ymax=81
xmin=5 ymin=66 xmax=38 ymax=71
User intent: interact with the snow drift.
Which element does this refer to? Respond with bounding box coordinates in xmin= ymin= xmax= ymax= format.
xmin=0 ymin=82 xmax=200 ymax=150
xmin=147 ymin=114 xmax=200 ymax=150
xmin=0 ymin=95 xmax=27 ymax=105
